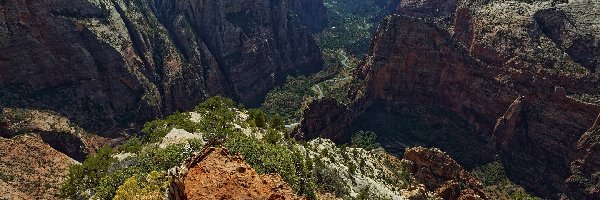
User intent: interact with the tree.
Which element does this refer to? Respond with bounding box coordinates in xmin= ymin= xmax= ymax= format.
xmin=248 ymin=109 xmax=267 ymax=128
xmin=263 ymin=129 xmax=281 ymax=144
xmin=269 ymin=114 xmax=286 ymax=131
xmin=351 ymin=130 xmax=380 ymax=151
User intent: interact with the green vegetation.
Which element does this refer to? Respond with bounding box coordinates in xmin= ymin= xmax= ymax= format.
xmin=318 ymin=0 xmax=391 ymax=56
xmin=59 ymin=140 xmax=205 ymax=199
xmin=261 ymin=0 xmax=392 ymax=124
xmin=113 ymin=171 xmax=170 ymax=200
xmin=471 ymin=161 xmax=542 ymax=200
xmin=224 ymin=133 xmax=317 ymax=198
xmin=269 ymin=114 xmax=286 ymax=131
xmin=141 ymin=111 xmax=196 ymax=143
xmin=194 ymin=96 xmax=241 ymax=141
xmin=261 ymin=75 xmax=316 ymax=123
xmin=59 ymin=96 xmax=315 ymax=199
xmin=60 ymin=96 xmax=416 ymax=200
xmin=351 ymin=130 xmax=381 ymax=151
xmin=248 ymin=108 xmax=267 ymax=128
xmin=59 ymin=146 xmax=116 ymax=199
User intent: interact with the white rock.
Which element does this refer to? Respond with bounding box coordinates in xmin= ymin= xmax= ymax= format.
xmin=159 ymin=128 xmax=203 ymax=148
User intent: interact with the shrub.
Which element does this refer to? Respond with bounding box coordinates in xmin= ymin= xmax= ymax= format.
xmin=248 ymin=109 xmax=267 ymax=128
xmin=351 ymin=130 xmax=380 ymax=150
xmin=141 ymin=112 xmax=196 ymax=143
xmin=194 ymin=96 xmax=238 ymax=141
xmin=224 ymin=133 xmax=317 ymax=198
xmin=113 ymin=171 xmax=170 ymax=200
xmin=269 ymin=114 xmax=286 ymax=131
xmin=263 ymin=129 xmax=281 ymax=144
xmin=313 ymin=157 xmax=350 ymax=197
xmin=356 ymin=186 xmax=371 ymax=200
xmin=118 ymin=137 xmax=143 ymax=153
xmin=59 ymin=146 xmax=116 ymax=199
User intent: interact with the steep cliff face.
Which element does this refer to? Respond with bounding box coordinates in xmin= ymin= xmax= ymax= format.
xmin=0 ymin=0 xmax=325 ymax=199
xmin=403 ymin=147 xmax=487 ymax=200
xmin=299 ymin=6 xmax=600 ymax=199
xmin=0 ymin=0 xmax=324 ymax=137
xmin=287 ymin=0 xmax=328 ymax=33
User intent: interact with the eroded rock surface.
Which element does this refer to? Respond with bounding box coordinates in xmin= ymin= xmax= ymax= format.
xmin=404 ymin=147 xmax=487 ymax=200
xmin=0 ymin=0 xmax=324 ymax=137
xmin=170 ymin=147 xmax=304 ymax=200
xmin=299 ymin=1 xmax=600 ymax=198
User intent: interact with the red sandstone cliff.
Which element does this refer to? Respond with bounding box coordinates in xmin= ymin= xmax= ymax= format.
xmin=299 ymin=1 xmax=600 ymax=198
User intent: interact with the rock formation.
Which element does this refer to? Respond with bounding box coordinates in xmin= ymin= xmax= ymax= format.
xmin=0 ymin=0 xmax=327 ymax=199
xmin=287 ymin=0 xmax=329 ymax=33
xmin=299 ymin=1 xmax=600 ymax=198
xmin=403 ymin=147 xmax=487 ymax=200
xmin=0 ymin=0 xmax=324 ymax=137
xmin=168 ymin=147 xmax=304 ymax=200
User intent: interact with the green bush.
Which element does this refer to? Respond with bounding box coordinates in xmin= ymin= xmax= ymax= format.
xmin=60 ymin=140 xmax=205 ymax=199
xmin=195 ymin=96 xmax=239 ymax=141
xmin=269 ymin=114 xmax=286 ymax=131
xmin=142 ymin=111 xmax=196 ymax=143
xmin=118 ymin=137 xmax=143 ymax=153
xmin=351 ymin=130 xmax=380 ymax=150
xmin=248 ymin=109 xmax=267 ymax=128
xmin=59 ymin=146 xmax=116 ymax=199
xmin=224 ymin=133 xmax=317 ymax=198
xmin=263 ymin=129 xmax=281 ymax=144
xmin=313 ymin=157 xmax=350 ymax=197
xmin=113 ymin=171 xmax=169 ymax=200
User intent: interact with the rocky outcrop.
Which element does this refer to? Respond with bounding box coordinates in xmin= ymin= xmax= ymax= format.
xmin=287 ymin=0 xmax=329 ymax=33
xmin=403 ymin=147 xmax=487 ymax=200
xmin=168 ymin=147 xmax=304 ymax=200
xmin=294 ymin=98 xmax=353 ymax=141
xmin=534 ymin=8 xmax=600 ymax=73
xmin=397 ymin=0 xmax=457 ymax=18
xmin=0 ymin=0 xmax=324 ymax=137
xmin=449 ymin=0 xmax=600 ymax=75
xmin=0 ymin=108 xmax=111 ymax=199
xmin=300 ymin=12 xmax=600 ymax=198
xmin=566 ymin=114 xmax=600 ymax=199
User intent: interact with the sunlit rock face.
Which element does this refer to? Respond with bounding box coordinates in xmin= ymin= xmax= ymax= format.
xmin=0 ymin=0 xmax=324 ymax=136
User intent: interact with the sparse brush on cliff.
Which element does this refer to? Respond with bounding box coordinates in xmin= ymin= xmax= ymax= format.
xmin=59 ymin=96 xmax=419 ymax=199
xmin=224 ymin=133 xmax=318 ymax=198
xmin=351 ymin=130 xmax=381 ymax=150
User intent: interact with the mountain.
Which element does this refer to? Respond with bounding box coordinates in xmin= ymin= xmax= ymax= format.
xmin=0 ymin=0 xmax=326 ymax=198
xmin=298 ymin=0 xmax=600 ymax=199
xmin=288 ymin=0 xmax=329 ymax=33
xmin=0 ymin=0 xmax=325 ymax=137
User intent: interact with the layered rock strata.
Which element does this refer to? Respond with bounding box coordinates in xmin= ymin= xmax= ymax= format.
xmin=0 ymin=0 xmax=325 ymax=137
xmin=299 ymin=2 xmax=600 ymax=197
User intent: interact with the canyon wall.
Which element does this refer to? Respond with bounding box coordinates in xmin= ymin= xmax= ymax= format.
xmin=0 ymin=0 xmax=326 ymax=198
xmin=299 ymin=0 xmax=600 ymax=198
xmin=287 ymin=0 xmax=329 ymax=33
xmin=0 ymin=0 xmax=325 ymax=137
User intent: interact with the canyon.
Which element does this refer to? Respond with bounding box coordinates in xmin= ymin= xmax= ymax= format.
xmin=0 ymin=0 xmax=326 ymax=198
xmin=0 ymin=0 xmax=326 ymax=137
xmin=299 ymin=0 xmax=600 ymax=199
xmin=0 ymin=0 xmax=599 ymax=199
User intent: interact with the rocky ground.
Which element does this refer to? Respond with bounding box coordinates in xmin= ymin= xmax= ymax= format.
xmin=182 ymin=148 xmax=304 ymax=200
xmin=0 ymin=108 xmax=110 ymax=199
